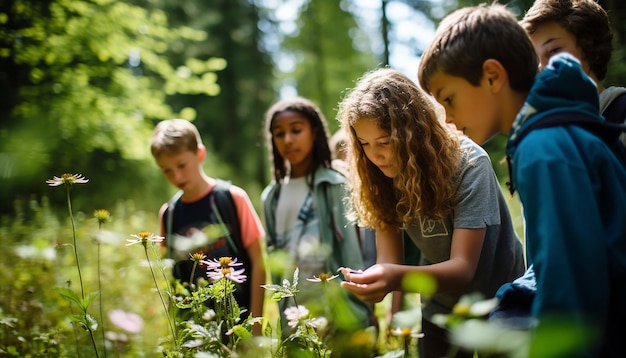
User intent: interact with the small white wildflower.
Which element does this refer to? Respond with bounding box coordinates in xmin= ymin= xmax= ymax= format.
xmin=126 ymin=232 xmax=164 ymax=246
xmin=46 ymin=173 xmax=89 ymax=187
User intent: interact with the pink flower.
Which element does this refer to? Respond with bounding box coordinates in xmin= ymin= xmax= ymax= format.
xmin=206 ymin=266 xmax=247 ymax=284
xmin=108 ymin=309 xmax=144 ymax=334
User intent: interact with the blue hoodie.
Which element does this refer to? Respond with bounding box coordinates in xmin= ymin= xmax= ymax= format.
xmin=505 ymin=53 xmax=626 ymax=357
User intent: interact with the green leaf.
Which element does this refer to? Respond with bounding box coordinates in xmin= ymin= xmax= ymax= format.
xmin=231 ymin=325 xmax=252 ymax=342
xmin=56 ymin=287 xmax=83 ymax=307
xmin=401 ymin=271 xmax=438 ymax=297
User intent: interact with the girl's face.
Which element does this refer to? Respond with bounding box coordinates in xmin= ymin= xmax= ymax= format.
xmin=352 ymin=119 xmax=398 ymax=178
xmin=271 ymin=110 xmax=316 ymax=178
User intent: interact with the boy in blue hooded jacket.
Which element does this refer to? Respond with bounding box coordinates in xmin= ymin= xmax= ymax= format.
xmin=418 ymin=3 xmax=626 ymax=357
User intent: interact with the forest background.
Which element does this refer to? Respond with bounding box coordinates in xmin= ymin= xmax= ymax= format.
xmin=1 ymin=0 xmax=625 ymax=355
xmin=1 ymin=0 xmax=625 ymax=219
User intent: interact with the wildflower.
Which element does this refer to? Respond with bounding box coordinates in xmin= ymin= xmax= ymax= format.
xmin=389 ymin=327 xmax=424 ymax=339
xmin=309 ymin=317 xmax=328 ymax=330
xmin=108 ymin=309 xmax=144 ymax=334
xmin=94 ymin=209 xmax=110 ymax=224
xmin=202 ymin=309 xmax=216 ymax=321
xmin=104 ymin=331 xmax=128 ymax=343
xmin=285 ymin=305 xmax=309 ymax=328
xmin=126 ymin=232 xmax=164 ymax=246
xmin=306 ymin=272 xmax=339 ymax=283
xmin=206 ymin=266 xmax=247 ymax=284
xmin=46 ymin=173 xmax=89 ymax=187
xmin=190 ymin=252 xmax=207 ymax=263
xmin=202 ymin=257 xmax=243 ymax=270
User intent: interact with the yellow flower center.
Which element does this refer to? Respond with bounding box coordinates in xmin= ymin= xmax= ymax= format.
xmin=138 ymin=231 xmax=152 ymax=239
xmin=191 ymin=252 xmax=206 ymax=261
xmin=219 ymin=257 xmax=232 ymax=268
xmin=318 ymin=273 xmax=332 ymax=281
xmin=453 ymin=302 xmax=471 ymax=316
xmin=94 ymin=209 xmax=110 ymax=222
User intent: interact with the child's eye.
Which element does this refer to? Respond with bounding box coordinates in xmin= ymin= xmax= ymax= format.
xmin=547 ymin=47 xmax=561 ymax=57
xmin=443 ymin=97 xmax=452 ymax=105
xmin=292 ymin=128 xmax=302 ymax=135
xmin=359 ymin=141 xmax=369 ymax=147
xmin=272 ymin=131 xmax=285 ymax=139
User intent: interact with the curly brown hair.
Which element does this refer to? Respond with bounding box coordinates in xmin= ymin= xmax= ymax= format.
xmin=338 ymin=68 xmax=461 ymax=231
xmin=521 ymin=0 xmax=613 ymax=80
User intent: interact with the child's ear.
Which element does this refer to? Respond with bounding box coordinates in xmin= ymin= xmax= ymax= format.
xmin=483 ymin=59 xmax=506 ymax=93
xmin=197 ymin=145 xmax=206 ymax=161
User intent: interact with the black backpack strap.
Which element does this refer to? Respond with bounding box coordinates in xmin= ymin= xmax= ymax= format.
xmin=506 ymin=112 xmax=626 ymax=195
xmin=603 ymin=92 xmax=626 ymax=124
xmin=511 ymin=112 xmax=626 ymax=147
xmin=210 ymin=179 xmax=245 ymax=256
xmin=165 ymin=190 xmax=183 ymax=256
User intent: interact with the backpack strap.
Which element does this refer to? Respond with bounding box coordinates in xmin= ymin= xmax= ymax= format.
xmin=506 ymin=112 xmax=626 ymax=195
xmin=166 ymin=191 xmax=183 ymax=255
xmin=210 ymin=179 xmax=245 ymax=257
xmin=510 ymin=112 xmax=626 ymax=148
xmin=603 ymin=92 xmax=626 ymax=124
xmin=165 ymin=190 xmax=183 ymax=278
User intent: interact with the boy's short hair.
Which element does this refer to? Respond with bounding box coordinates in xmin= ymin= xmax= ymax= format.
xmin=150 ymin=119 xmax=202 ymax=157
xmin=520 ymin=0 xmax=613 ymax=80
xmin=419 ymin=3 xmax=538 ymax=94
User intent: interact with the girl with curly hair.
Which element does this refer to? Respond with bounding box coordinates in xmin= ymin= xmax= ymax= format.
xmin=337 ymin=68 xmax=525 ymax=358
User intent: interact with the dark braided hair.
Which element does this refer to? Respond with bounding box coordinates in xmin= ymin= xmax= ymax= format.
xmin=264 ymin=97 xmax=332 ymax=186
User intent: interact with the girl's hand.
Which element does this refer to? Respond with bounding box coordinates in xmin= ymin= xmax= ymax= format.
xmin=339 ymin=264 xmax=398 ymax=303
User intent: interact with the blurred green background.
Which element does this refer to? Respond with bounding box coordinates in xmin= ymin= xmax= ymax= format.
xmin=1 ymin=0 xmax=624 ymax=355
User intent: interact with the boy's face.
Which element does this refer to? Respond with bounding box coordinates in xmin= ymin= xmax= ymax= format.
xmin=529 ymin=21 xmax=587 ymax=75
xmin=155 ymin=149 xmax=204 ymax=194
xmin=427 ymin=71 xmax=501 ymax=145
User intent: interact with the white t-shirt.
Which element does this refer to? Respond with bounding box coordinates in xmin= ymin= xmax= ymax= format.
xmin=274 ymin=176 xmax=327 ymax=303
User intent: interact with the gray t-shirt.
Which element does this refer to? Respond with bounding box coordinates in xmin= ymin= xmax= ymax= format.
xmin=404 ymin=137 xmax=525 ymax=319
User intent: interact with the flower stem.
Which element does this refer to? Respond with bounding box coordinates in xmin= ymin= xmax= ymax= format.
xmin=66 ymin=186 xmax=85 ymax=300
xmin=97 ymin=224 xmax=107 ymax=358
xmin=189 ymin=261 xmax=198 ymax=288
xmin=144 ymin=245 xmax=177 ymax=344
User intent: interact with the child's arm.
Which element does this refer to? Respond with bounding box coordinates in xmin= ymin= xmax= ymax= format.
xmin=341 ymin=227 xmax=486 ymax=302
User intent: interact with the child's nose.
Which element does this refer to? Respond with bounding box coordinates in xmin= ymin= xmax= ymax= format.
xmin=444 ymin=112 xmax=454 ymax=124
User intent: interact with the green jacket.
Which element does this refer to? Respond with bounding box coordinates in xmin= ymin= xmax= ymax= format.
xmin=261 ymin=166 xmax=372 ymax=329
xmin=262 ymin=166 xmax=365 ymax=273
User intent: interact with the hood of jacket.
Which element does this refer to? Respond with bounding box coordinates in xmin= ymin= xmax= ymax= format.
xmin=506 ymin=53 xmax=601 ymax=158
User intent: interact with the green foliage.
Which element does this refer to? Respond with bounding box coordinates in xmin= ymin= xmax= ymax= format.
xmin=277 ymin=0 xmax=379 ymax=132
xmin=159 ymin=0 xmax=275 ymax=189
xmin=0 ymin=0 xmax=225 ymax=214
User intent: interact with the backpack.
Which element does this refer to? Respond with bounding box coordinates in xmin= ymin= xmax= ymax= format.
xmin=603 ymin=92 xmax=626 ymax=125
xmin=165 ymin=179 xmax=252 ymax=311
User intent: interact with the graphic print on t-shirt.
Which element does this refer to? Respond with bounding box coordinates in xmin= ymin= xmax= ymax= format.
xmin=419 ymin=217 xmax=449 ymax=238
